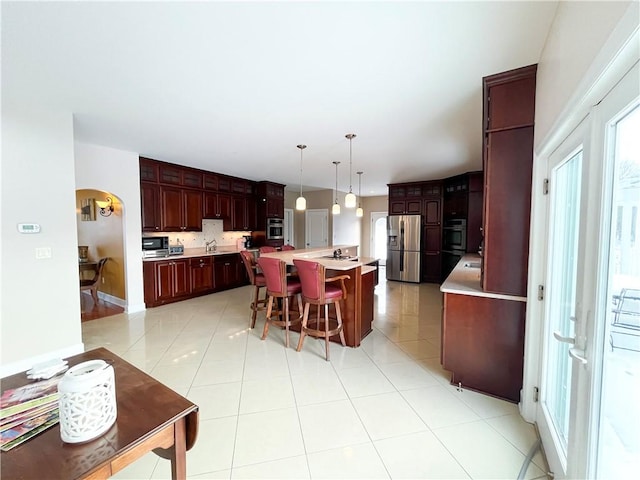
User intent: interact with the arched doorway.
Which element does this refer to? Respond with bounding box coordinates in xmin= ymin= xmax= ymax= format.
xmin=76 ymin=189 xmax=126 ymax=320
xmin=370 ymin=212 xmax=387 ymax=266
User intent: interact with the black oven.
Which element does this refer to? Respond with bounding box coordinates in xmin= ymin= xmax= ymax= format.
xmin=266 ymin=218 xmax=284 ymax=240
xmin=442 ymin=219 xmax=467 ymax=251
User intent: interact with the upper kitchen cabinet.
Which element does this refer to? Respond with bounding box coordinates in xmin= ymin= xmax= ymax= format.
xmin=140 ymin=182 xmax=161 ymax=232
xmin=485 ymin=65 xmax=537 ymax=131
xmin=140 ymin=157 xmax=159 ymax=182
xmin=160 ymin=186 xmax=203 ymax=232
xmin=482 ymin=65 xmax=536 ymax=297
xmin=158 ymin=163 xmax=203 ymax=189
xmin=388 ymin=183 xmax=423 ymax=215
xmin=257 ymin=181 xmax=285 ymax=226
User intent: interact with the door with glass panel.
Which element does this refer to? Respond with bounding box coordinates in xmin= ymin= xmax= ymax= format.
xmin=584 ymin=63 xmax=639 ymax=479
xmin=537 ymin=62 xmax=639 ymax=479
xmin=536 ymin=122 xmax=586 ymax=477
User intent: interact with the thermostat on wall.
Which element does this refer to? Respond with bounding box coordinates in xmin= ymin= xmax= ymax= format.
xmin=17 ymin=223 xmax=41 ymax=234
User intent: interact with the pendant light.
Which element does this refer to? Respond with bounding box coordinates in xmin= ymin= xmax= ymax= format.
xmin=344 ymin=134 xmax=357 ymax=208
xmin=332 ymin=161 xmax=341 ymax=215
xmin=295 ymin=144 xmax=307 ymax=211
xmin=356 ymin=171 xmax=364 ymax=217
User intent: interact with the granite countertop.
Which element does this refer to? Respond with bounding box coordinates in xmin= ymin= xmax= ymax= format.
xmin=440 ymin=253 xmax=526 ymax=302
xmin=260 ymin=246 xmax=378 ymax=273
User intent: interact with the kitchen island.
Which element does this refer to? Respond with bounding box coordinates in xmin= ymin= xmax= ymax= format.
xmin=261 ymin=246 xmax=378 ymax=348
xmin=440 ymin=254 xmax=527 ymax=402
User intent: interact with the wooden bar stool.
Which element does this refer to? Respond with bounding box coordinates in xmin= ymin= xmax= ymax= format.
xmin=240 ymin=251 xmax=268 ymax=329
xmin=259 ymin=246 xmax=277 ymax=254
xmin=293 ymin=259 xmax=350 ymax=361
xmin=257 ymin=256 xmax=303 ymax=348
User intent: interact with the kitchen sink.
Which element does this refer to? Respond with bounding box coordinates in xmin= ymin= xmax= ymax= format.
xmin=321 ymin=255 xmax=357 ymax=261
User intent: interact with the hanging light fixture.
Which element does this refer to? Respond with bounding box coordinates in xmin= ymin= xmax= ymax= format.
xmin=344 ymin=134 xmax=357 ymax=208
xmin=332 ymin=161 xmax=341 ymax=215
xmin=296 ymin=144 xmax=307 ymax=211
xmin=356 ymin=171 xmax=364 ymax=217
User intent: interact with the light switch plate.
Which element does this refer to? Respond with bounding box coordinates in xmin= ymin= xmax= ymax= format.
xmin=35 ymin=247 xmax=52 ymax=259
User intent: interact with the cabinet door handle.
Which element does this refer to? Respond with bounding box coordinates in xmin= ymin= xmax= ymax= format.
xmin=553 ymin=330 xmax=575 ymax=344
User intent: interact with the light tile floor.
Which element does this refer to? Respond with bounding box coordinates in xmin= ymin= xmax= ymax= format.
xmin=82 ymin=275 xmax=550 ymax=479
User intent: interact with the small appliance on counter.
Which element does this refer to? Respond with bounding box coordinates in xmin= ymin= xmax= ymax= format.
xmin=169 ymin=244 xmax=184 ymax=255
xmin=142 ymin=236 xmax=169 ymax=258
xmin=243 ymin=235 xmax=253 ymax=248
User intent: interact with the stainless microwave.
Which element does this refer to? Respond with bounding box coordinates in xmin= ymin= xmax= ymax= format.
xmin=142 ymin=236 xmax=169 ymax=257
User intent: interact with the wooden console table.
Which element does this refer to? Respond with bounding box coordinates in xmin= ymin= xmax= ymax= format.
xmin=0 ymin=348 xmax=199 ymax=479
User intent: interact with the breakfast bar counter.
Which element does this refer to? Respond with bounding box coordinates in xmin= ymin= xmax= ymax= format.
xmin=261 ymin=246 xmax=378 ymax=347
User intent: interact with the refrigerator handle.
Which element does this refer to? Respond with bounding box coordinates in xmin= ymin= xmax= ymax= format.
xmin=399 ymin=220 xmax=405 ymax=272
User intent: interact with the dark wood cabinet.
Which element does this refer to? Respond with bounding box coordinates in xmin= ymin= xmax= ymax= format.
xmin=140 ymin=182 xmax=161 ymax=232
xmin=203 ymin=191 xmax=232 ymax=230
xmin=190 ymin=256 xmax=213 ymax=294
xmin=232 ymin=196 xmax=257 ymax=231
xmin=143 ymin=259 xmax=190 ymax=306
xmin=422 ymin=225 xmax=441 ymax=282
xmin=442 ymin=293 xmax=526 ymax=402
xmin=143 ymin=253 xmax=247 ymax=307
xmin=160 ymin=186 xmax=203 ymax=232
xmin=424 ymin=199 xmax=441 ymax=225
xmin=140 ymin=157 xmax=258 ymax=233
xmin=213 ymin=254 xmax=246 ymax=290
xmin=482 ymin=65 xmax=536 ymax=297
xmin=257 ymin=181 xmax=285 ymax=230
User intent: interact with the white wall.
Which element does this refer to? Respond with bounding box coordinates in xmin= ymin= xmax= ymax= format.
xmin=535 ymin=1 xmax=632 ymax=147
xmin=74 ymin=143 xmax=145 ymax=313
xmin=332 ymin=207 xmax=361 ymax=247
xmin=1 ymin=107 xmax=84 ymax=376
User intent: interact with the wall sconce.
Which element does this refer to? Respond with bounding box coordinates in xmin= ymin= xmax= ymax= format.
xmin=95 ymin=197 xmax=114 ymax=217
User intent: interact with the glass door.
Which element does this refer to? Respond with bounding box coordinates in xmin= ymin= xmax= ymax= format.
xmin=587 ymin=65 xmax=639 ymax=479
xmin=537 ymin=124 xmax=585 ymax=476
xmin=537 ymin=62 xmax=639 ymax=479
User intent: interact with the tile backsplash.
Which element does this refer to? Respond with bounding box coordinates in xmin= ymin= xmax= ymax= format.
xmin=146 ymin=219 xmax=250 ymax=248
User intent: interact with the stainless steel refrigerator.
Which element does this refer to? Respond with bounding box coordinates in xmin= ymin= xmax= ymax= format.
xmin=386 ymin=214 xmax=421 ymax=282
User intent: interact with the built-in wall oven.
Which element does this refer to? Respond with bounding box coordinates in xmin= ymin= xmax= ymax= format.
xmin=442 ymin=219 xmax=467 ymax=279
xmin=442 ymin=219 xmax=467 ymax=251
xmin=266 ymin=218 xmax=284 ymax=240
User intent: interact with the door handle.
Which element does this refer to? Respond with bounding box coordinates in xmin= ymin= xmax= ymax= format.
xmin=569 ymin=347 xmax=587 ymax=365
xmin=553 ymin=331 xmax=575 ymax=344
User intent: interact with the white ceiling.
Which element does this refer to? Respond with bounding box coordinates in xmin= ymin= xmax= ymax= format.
xmin=2 ymin=1 xmax=558 ymax=196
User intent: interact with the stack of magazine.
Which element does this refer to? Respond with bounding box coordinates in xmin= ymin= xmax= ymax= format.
xmin=0 ymin=377 xmax=61 ymax=451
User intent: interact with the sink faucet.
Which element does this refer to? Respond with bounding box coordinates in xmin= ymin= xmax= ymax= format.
xmin=205 ymin=239 xmax=217 ymax=252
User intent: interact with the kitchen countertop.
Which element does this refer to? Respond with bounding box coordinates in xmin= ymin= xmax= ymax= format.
xmin=142 ymin=246 xmax=245 ymax=261
xmin=260 ymin=246 xmax=378 ymax=274
xmin=440 ymin=254 xmax=527 ymax=302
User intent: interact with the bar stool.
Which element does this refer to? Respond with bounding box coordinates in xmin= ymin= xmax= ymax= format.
xmin=293 ymin=259 xmax=350 ymax=361
xmin=240 ymin=251 xmax=267 ymax=329
xmin=259 ymin=246 xmax=277 ymax=254
xmin=281 ymin=244 xmax=295 ymax=251
xmin=257 ymin=256 xmax=303 ymax=348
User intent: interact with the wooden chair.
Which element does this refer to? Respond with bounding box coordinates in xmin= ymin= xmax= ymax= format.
xmin=256 ymin=256 xmax=303 ymax=348
xmin=239 ymin=250 xmax=267 ymax=329
xmin=293 ymin=259 xmax=349 ymax=361
xmin=259 ymin=246 xmax=277 ymax=254
xmin=80 ymin=258 xmax=108 ymax=308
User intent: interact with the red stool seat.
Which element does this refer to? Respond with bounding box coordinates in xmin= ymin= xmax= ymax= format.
xmin=257 ymin=256 xmax=303 ymax=348
xmin=293 ymin=259 xmax=350 ymax=361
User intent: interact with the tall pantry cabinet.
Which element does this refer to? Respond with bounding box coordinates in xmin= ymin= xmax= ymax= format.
xmin=482 ymin=64 xmax=537 ymax=297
